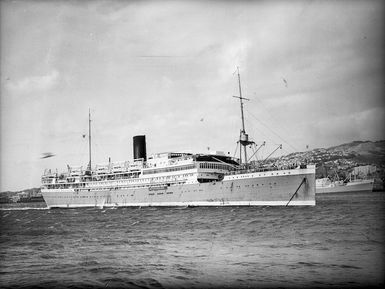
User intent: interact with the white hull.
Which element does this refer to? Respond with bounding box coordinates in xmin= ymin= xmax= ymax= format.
xmin=44 ymin=200 xmax=315 ymax=208
xmin=42 ymin=167 xmax=316 ymax=208
xmin=316 ymin=179 xmax=374 ymax=194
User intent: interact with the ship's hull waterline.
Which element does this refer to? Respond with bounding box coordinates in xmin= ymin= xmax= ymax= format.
xmin=42 ymin=167 xmax=315 ymax=208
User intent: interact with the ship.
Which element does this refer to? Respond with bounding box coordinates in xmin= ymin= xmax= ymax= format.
xmin=316 ymin=176 xmax=374 ymax=194
xmin=41 ymin=69 xmax=316 ymax=208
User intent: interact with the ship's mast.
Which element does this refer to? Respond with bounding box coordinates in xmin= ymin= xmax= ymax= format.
xmin=233 ymin=67 xmax=253 ymax=166
xmin=88 ymin=108 xmax=92 ymax=173
xmin=237 ymin=67 xmax=246 ymax=136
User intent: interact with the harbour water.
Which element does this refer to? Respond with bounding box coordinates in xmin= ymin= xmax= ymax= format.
xmin=1 ymin=192 xmax=384 ymax=288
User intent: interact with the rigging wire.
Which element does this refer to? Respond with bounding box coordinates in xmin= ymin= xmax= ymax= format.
xmin=233 ymin=141 xmax=239 ymax=159
xmin=244 ymin=107 xmax=299 ymax=153
xmin=77 ymin=116 xmax=90 ymax=167
xmin=250 ymin=144 xmax=257 ymax=161
xmin=251 ymin=94 xmax=304 ymax=150
xmin=65 ymin=115 xmax=88 ymax=168
xmin=92 ymin=119 xmax=111 ymax=164
xmin=240 ymin=111 xmax=292 ymax=156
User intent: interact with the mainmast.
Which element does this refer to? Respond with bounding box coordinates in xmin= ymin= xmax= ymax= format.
xmin=233 ymin=67 xmax=253 ymax=166
xmin=237 ymin=67 xmax=247 ymax=135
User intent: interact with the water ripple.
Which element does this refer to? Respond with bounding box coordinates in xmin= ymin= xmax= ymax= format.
xmin=0 ymin=192 xmax=384 ymax=288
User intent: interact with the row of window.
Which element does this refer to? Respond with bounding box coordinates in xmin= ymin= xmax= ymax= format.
xmin=48 ymin=191 xmax=177 ymax=199
xmin=45 ymin=178 xmax=281 ymax=192
xmin=199 ymin=163 xmax=233 ymax=170
xmin=228 ymin=171 xmax=292 ymax=179
xmin=143 ymin=164 xmax=196 ymax=175
xmin=44 ymin=174 xmax=195 ymax=189
xmin=46 ymin=195 xmax=107 ymax=199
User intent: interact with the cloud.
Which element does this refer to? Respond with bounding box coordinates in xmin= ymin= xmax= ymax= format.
xmin=217 ymin=39 xmax=251 ymax=79
xmin=5 ymin=70 xmax=59 ymax=94
xmin=305 ymin=107 xmax=385 ymax=148
xmin=160 ymin=76 xmax=174 ymax=89
xmin=1 ymin=0 xmax=384 ymax=191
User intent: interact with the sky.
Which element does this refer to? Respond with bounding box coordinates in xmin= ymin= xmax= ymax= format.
xmin=1 ymin=0 xmax=384 ymax=191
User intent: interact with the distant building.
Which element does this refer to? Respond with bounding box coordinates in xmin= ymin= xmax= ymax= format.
xmin=17 ymin=191 xmax=29 ymax=198
xmin=352 ymin=165 xmax=377 ymax=177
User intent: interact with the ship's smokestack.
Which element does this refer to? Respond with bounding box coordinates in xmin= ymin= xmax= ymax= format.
xmin=133 ymin=135 xmax=146 ymax=161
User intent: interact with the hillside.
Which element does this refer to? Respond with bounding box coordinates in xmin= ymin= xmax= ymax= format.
xmin=328 ymin=140 xmax=385 ymax=162
xmin=0 ymin=187 xmax=40 ymax=198
xmin=276 ymin=140 xmax=385 ymax=179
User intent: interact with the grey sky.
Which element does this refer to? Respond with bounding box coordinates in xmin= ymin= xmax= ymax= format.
xmin=1 ymin=0 xmax=384 ymax=191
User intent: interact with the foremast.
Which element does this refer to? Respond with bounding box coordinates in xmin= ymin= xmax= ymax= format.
xmin=233 ymin=67 xmax=254 ymax=166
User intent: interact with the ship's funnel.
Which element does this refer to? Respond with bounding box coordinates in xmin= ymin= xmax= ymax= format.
xmin=133 ymin=135 xmax=146 ymax=161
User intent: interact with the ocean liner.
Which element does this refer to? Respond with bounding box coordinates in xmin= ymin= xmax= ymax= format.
xmin=41 ymin=70 xmax=316 ymax=208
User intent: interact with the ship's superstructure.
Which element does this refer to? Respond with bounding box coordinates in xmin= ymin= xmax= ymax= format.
xmin=41 ymin=70 xmax=316 ymax=208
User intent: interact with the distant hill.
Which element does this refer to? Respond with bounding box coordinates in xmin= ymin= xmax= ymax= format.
xmin=327 ymin=140 xmax=385 ymax=164
xmin=0 ymin=187 xmax=40 ymax=198
xmin=277 ymin=140 xmax=385 ymax=179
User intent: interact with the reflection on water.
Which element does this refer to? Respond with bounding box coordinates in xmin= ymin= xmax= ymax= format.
xmin=1 ymin=192 xmax=384 ymax=288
